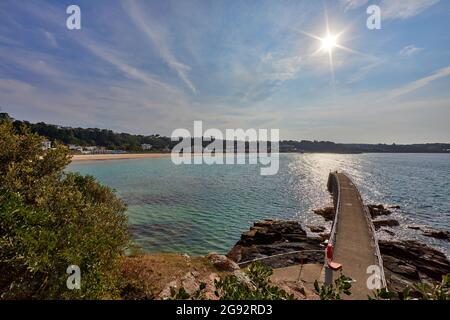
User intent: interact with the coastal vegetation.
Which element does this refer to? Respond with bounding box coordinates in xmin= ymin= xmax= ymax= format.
xmin=2 ymin=113 xmax=449 ymax=153
xmin=313 ymin=274 xmax=353 ymax=300
xmin=213 ymin=262 xmax=294 ymax=300
xmin=0 ymin=112 xmax=173 ymax=152
xmin=0 ymin=120 xmax=129 ymax=299
xmin=168 ymin=262 xmax=294 ymax=300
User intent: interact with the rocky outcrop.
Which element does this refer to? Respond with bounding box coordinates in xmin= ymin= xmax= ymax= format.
xmin=158 ymin=271 xmax=220 ymax=300
xmin=227 ymin=219 xmax=450 ymax=294
xmin=407 ymin=225 xmax=450 ymax=242
xmin=227 ymin=220 xmax=324 ymax=269
xmin=422 ymin=229 xmax=450 ymax=242
xmin=379 ymin=240 xmax=450 ymax=292
xmin=207 ymin=252 xmax=240 ymax=271
xmin=314 ymin=204 xmax=396 ymax=221
xmin=367 ymin=204 xmax=393 ymax=218
xmin=380 ymin=228 xmax=395 ymax=236
xmin=307 ymin=225 xmax=326 ymax=233
xmin=373 ymin=219 xmax=400 ymax=230
xmin=312 ymin=207 xmax=335 ymax=221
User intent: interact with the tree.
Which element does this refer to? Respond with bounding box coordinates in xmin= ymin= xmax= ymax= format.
xmin=0 ymin=120 xmax=129 ymax=299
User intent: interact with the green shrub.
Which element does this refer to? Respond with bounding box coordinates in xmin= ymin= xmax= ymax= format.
xmin=169 ymin=262 xmax=293 ymax=300
xmin=314 ymin=274 xmax=353 ymax=300
xmin=214 ymin=262 xmax=294 ymax=300
xmin=0 ymin=120 xmax=129 ymax=299
xmin=370 ymin=274 xmax=450 ymax=300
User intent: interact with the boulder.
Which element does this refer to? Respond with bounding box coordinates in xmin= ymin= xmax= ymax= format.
xmin=232 ymin=270 xmax=256 ymax=290
xmin=373 ymin=219 xmax=399 ymax=230
xmin=318 ymin=232 xmax=330 ymax=243
xmin=313 ymin=207 xmax=335 ymax=221
xmin=422 ymin=229 xmax=450 ymax=242
xmin=227 ymin=220 xmax=324 ymax=269
xmin=207 ymin=252 xmax=240 ymax=271
xmin=379 ymin=240 xmax=450 ymax=292
xmin=380 ymin=228 xmax=395 ymax=236
xmin=158 ymin=271 xmax=220 ymax=300
xmin=367 ymin=204 xmax=393 ymax=218
xmin=307 ymin=225 xmax=326 ymax=233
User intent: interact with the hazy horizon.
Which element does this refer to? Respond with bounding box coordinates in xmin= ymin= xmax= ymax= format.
xmin=4 ymin=110 xmax=450 ymax=145
xmin=1 ymin=0 xmax=450 ymax=144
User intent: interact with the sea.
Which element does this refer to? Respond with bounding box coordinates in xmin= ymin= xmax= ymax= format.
xmin=68 ymin=153 xmax=450 ymax=257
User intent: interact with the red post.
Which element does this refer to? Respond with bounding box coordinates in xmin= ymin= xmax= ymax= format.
xmin=326 ymin=244 xmax=333 ymax=261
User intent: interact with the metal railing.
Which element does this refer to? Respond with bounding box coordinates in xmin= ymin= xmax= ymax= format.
xmin=236 ymin=249 xmax=326 ymax=283
xmin=332 ymin=171 xmax=387 ymax=289
xmin=354 ymin=183 xmax=387 ymax=288
xmin=327 ymin=172 xmax=341 ymax=248
xmin=236 ymin=249 xmax=325 ymax=266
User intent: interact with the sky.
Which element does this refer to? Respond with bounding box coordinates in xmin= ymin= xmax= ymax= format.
xmin=1 ymin=0 xmax=449 ymax=143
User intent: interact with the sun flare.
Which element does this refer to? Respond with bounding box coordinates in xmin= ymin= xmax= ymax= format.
xmin=320 ymin=34 xmax=338 ymax=52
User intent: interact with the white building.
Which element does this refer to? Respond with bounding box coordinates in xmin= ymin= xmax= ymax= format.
xmin=68 ymin=144 xmax=83 ymax=152
xmin=42 ymin=140 xmax=52 ymax=150
xmin=141 ymin=144 xmax=152 ymax=151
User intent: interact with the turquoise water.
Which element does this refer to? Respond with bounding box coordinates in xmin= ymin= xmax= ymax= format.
xmin=68 ymin=153 xmax=450 ymax=256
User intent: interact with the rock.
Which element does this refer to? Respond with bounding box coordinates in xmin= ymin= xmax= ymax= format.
xmin=227 ymin=220 xmax=324 ymax=269
xmin=158 ymin=271 xmax=220 ymax=300
xmin=207 ymin=252 xmax=240 ymax=271
xmin=422 ymin=229 xmax=450 ymax=242
xmin=273 ymin=280 xmax=308 ymax=300
xmin=232 ymin=270 xmax=256 ymax=290
xmin=373 ymin=219 xmax=399 ymax=230
xmin=389 ymin=205 xmax=401 ymax=210
xmin=307 ymin=225 xmax=326 ymax=233
xmin=379 ymin=240 xmax=450 ymax=292
xmin=367 ymin=204 xmax=393 ymax=218
xmin=380 ymin=228 xmax=395 ymax=236
xmin=318 ymin=233 xmax=330 ymax=243
xmin=313 ymin=207 xmax=335 ymax=221
xmin=227 ymin=219 xmax=450 ymax=294
xmin=406 ymin=225 xmax=450 ymax=242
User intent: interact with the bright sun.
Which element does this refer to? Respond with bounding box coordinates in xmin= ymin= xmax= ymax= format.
xmin=320 ymin=34 xmax=338 ymax=52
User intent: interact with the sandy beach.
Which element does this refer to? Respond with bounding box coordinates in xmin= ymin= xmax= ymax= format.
xmin=71 ymin=153 xmax=171 ymax=162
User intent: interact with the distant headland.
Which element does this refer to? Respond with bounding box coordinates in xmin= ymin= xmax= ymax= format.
xmin=2 ymin=113 xmax=450 ymax=154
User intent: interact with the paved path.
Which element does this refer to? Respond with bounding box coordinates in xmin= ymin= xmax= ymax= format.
xmin=328 ymin=172 xmax=383 ymax=299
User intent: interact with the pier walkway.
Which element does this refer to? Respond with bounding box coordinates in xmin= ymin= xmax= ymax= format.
xmin=326 ymin=172 xmax=386 ymax=299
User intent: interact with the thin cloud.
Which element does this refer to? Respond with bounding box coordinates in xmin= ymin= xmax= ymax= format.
xmin=122 ymin=0 xmax=197 ymax=93
xmin=242 ymin=52 xmax=303 ymax=102
xmin=347 ymin=59 xmax=383 ymax=84
xmin=340 ymin=0 xmax=440 ymax=19
xmin=399 ymin=45 xmax=423 ymax=57
xmin=380 ymin=0 xmax=440 ymax=20
xmin=0 ymin=50 xmax=63 ymax=78
xmin=43 ymin=30 xmax=58 ymax=48
xmin=386 ymin=66 xmax=450 ymax=100
xmin=339 ymin=0 xmax=369 ymax=11
xmin=83 ymin=41 xmax=177 ymax=94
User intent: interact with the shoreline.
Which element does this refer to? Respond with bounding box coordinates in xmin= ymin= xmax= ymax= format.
xmin=70 ymin=152 xmax=276 ymax=162
xmin=71 ymin=152 xmax=450 ymax=162
xmin=71 ymin=153 xmax=172 ymax=162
